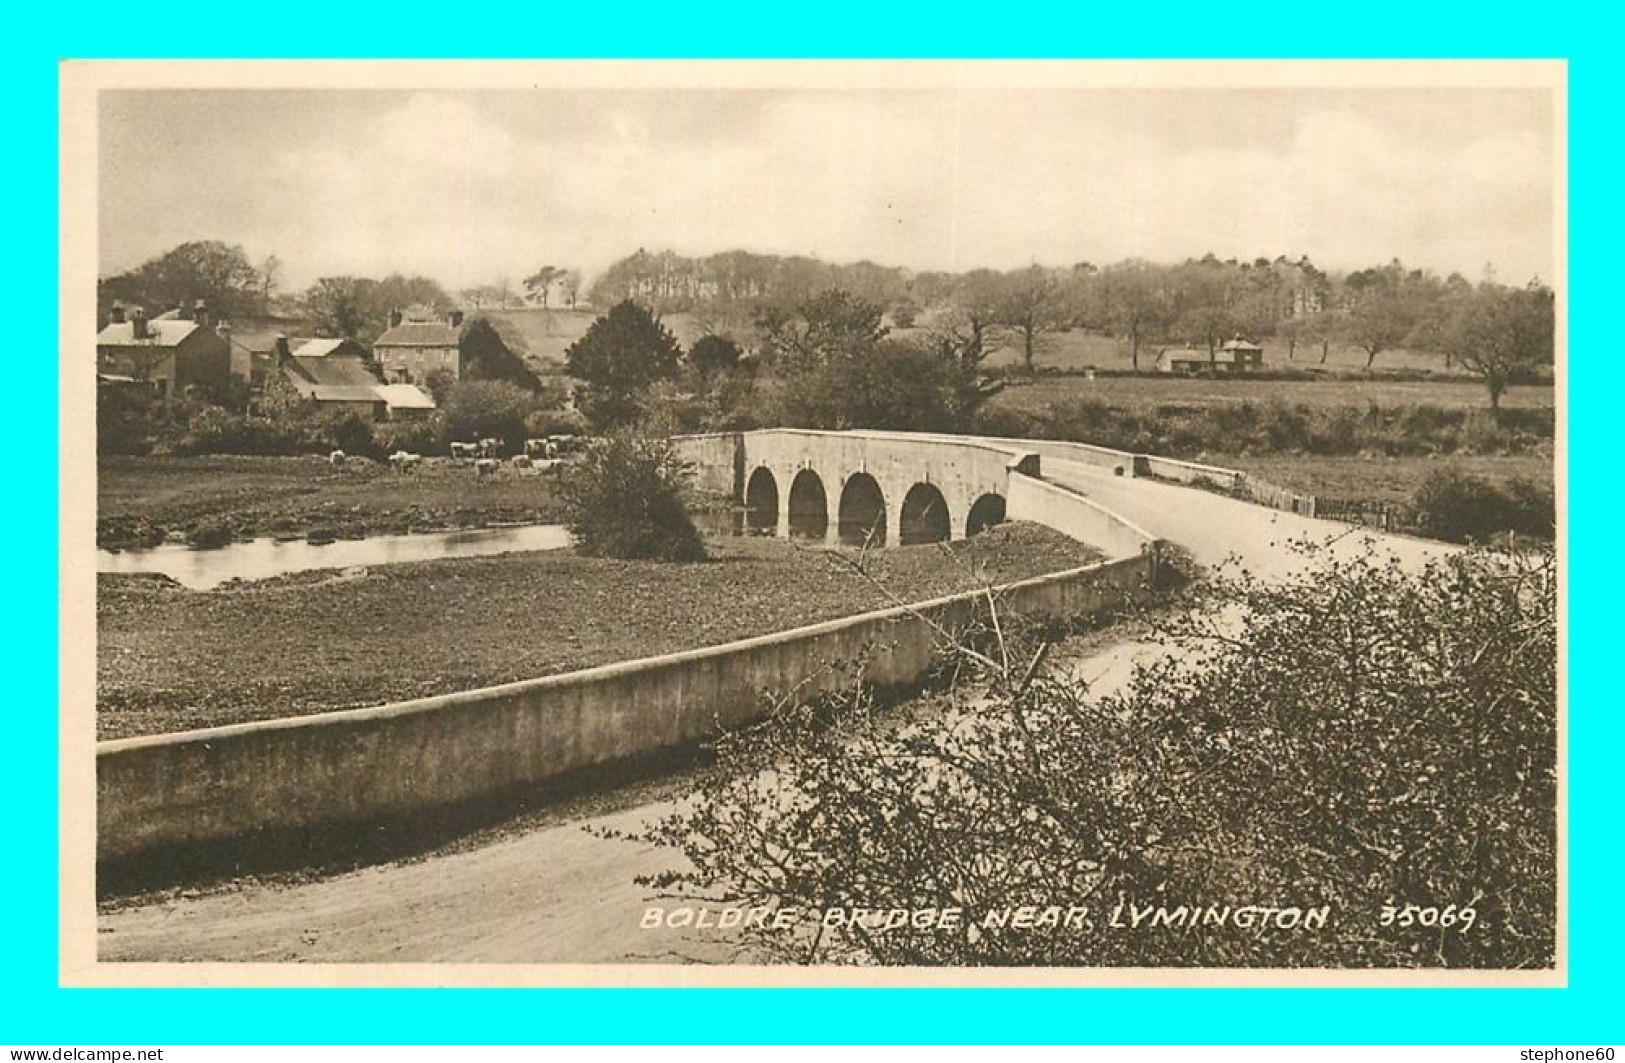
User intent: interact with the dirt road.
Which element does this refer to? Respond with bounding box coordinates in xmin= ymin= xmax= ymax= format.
xmin=97 ymin=469 xmax=1447 ymax=964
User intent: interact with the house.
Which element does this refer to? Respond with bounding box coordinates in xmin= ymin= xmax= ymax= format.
xmin=374 ymin=308 xmax=466 ymax=386
xmin=1156 ymin=347 xmax=1210 ymax=374
xmin=1155 ymin=337 xmax=1265 ymax=375
xmin=96 ymin=302 xmax=231 ymax=400
xmin=1218 ymin=336 xmax=1265 ymax=371
xmin=271 ymin=335 xmax=436 ymax=421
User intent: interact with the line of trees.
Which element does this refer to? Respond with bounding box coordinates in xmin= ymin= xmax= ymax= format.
xmin=587 ymin=248 xmax=1556 ymax=393
xmin=100 ymin=241 xmax=1556 ymax=420
xmin=564 ymin=291 xmax=1003 ymax=436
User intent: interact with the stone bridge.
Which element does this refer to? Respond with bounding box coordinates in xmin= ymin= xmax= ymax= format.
xmin=674 ymin=429 xmax=1046 ymax=548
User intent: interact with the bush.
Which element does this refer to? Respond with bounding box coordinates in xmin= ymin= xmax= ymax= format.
xmin=174 ymin=407 xmax=304 ymax=456
xmin=440 ymin=379 xmax=540 ymax=453
xmin=559 ymin=433 xmax=707 ymax=562
xmin=1413 ymin=468 xmax=1555 ymax=543
xmin=374 ymin=415 xmax=444 ymax=456
xmin=310 ymin=409 xmax=379 ymax=459
xmin=97 ymin=385 xmax=160 ymax=456
xmin=635 ymin=544 xmax=1556 ymax=968
xmin=523 ymin=407 xmax=588 ymax=440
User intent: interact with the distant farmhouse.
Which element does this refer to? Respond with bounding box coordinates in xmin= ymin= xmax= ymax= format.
xmin=1156 ymin=335 xmax=1265 ymax=375
xmin=96 ymin=302 xmax=231 ymax=400
xmin=374 ymin=308 xmax=467 ymax=387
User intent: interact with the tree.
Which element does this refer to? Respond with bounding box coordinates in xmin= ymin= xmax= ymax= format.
xmin=304 ymin=276 xmax=372 ymax=341
xmin=99 ymin=240 xmax=265 ymax=323
xmin=630 ymin=544 xmax=1556 ymax=968
xmin=459 ymin=316 xmax=539 ymax=390
xmin=688 ymin=335 xmax=744 ymax=382
xmin=259 ymin=255 xmax=284 ymax=304
xmin=563 ymin=300 xmax=685 ymax=430
xmin=439 ymin=379 xmax=539 ymax=451
xmin=993 ymin=266 xmax=1065 ymax=373
xmin=560 ymin=432 xmax=707 ymax=561
xmin=525 ymin=265 xmax=565 ymax=309
xmin=303 ymin=273 xmax=452 ymax=342
xmin=1099 ymin=261 xmax=1167 ymax=372
xmin=1443 ymin=284 xmax=1556 ymax=412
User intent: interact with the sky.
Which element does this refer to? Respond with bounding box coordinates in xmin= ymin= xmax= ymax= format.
xmin=97 ymin=85 xmax=1558 ymax=292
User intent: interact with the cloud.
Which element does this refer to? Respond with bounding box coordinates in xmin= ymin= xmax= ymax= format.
xmin=100 ymin=87 xmax=1557 ymax=291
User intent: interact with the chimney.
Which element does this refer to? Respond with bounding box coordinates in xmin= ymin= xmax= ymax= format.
xmin=449 ymin=309 xmax=465 ymax=328
xmin=273 ymin=333 xmax=291 ymax=366
xmin=131 ymin=307 xmax=149 ymax=341
xmin=389 ymin=308 xmax=403 ymax=328
xmin=194 ymin=300 xmax=209 ymax=328
xmin=109 ymin=303 xmax=126 ymax=325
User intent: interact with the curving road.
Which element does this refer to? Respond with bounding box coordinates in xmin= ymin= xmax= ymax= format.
xmin=96 ymin=464 xmax=1448 ymax=964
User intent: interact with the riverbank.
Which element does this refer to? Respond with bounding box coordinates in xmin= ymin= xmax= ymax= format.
xmin=97 ymin=522 xmax=1103 ymax=740
xmin=97 ymin=454 xmax=569 ymax=550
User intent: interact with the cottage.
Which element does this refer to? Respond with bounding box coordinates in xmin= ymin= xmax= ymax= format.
xmin=374 ymin=308 xmax=466 ymax=386
xmin=273 ymin=335 xmax=435 ymax=421
xmin=1155 ymin=347 xmax=1210 ymax=374
xmin=96 ymin=302 xmax=231 ymax=400
xmin=1218 ymin=336 xmax=1265 ymax=371
xmin=1156 ymin=337 xmax=1265 ymax=375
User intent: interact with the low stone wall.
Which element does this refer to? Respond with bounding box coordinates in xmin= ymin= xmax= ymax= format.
xmin=98 ymin=553 xmax=1158 ymax=869
xmin=970 ymin=434 xmax=1141 ymax=477
xmin=1136 ymin=454 xmax=1246 ymax=490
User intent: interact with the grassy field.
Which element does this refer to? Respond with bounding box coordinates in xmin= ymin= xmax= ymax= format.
xmin=1222 ymin=452 xmax=1558 ymax=504
xmin=98 ymin=455 xmax=567 ymax=549
xmin=989 ymin=373 xmax=1554 ymax=415
xmin=486 ymin=307 xmax=708 ymax=374
xmin=97 ymin=522 xmax=1102 ymax=739
xmin=959 ymin=328 xmax=1472 ymax=376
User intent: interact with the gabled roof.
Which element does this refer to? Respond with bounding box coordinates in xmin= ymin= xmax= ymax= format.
xmin=375 ymin=321 xmax=460 ymax=348
xmin=290 ymin=382 xmax=385 ymax=403
xmin=374 ymin=384 xmax=436 ymax=410
xmin=1221 ymin=337 xmax=1264 ymax=352
xmin=96 ymin=320 xmax=201 ymax=347
xmin=285 ymin=379 xmax=435 ymax=410
xmin=286 ymin=354 xmax=380 ymax=389
xmin=292 ymin=337 xmax=361 ymax=359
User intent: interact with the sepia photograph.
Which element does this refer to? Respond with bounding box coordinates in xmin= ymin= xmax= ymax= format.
xmin=58 ymin=59 xmax=1565 ymax=987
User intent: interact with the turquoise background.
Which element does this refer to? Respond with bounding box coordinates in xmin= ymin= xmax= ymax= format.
xmin=8 ymin=0 xmax=1612 ymax=1044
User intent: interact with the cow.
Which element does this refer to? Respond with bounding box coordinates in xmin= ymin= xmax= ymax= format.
xmin=449 ymin=442 xmax=480 ymax=460
xmin=511 ymin=454 xmax=533 ymax=469
xmin=474 ymin=458 xmax=499 ymax=478
xmin=534 ymin=458 xmax=564 ymax=477
xmin=329 ymin=450 xmax=346 ymax=466
xmin=478 ymin=437 xmax=501 ymax=459
xmin=524 ymin=438 xmax=550 ymax=459
xmin=389 ymin=450 xmax=422 ymax=472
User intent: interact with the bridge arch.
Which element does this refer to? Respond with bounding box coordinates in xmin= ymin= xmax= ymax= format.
xmin=899 ymin=482 xmax=952 ymax=545
xmin=838 ymin=472 xmax=887 ymax=547
xmin=787 ymin=469 xmax=829 ymax=540
xmin=965 ymin=492 xmax=1007 ymax=536
xmin=744 ymin=466 xmax=779 ymax=535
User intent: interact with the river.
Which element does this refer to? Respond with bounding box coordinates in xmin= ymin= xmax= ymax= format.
xmin=97 ymin=524 xmax=575 ymax=590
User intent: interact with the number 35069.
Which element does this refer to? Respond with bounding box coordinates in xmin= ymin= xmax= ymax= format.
xmin=1380 ymin=903 xmax=1478 ymax=930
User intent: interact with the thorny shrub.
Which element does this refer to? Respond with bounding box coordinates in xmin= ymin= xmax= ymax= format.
xmin=622 ymin=541 xmax=1556 ymax=968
